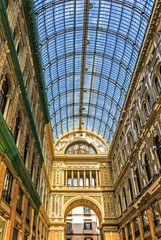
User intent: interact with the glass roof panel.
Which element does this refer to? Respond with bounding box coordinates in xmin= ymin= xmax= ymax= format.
xmin=33 ymin=0 xmax=154 ymax=144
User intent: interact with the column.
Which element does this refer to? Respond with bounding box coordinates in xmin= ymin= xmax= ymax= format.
xmin=119 ymin=230 xmax=123 ymax=240
xmin=71 ymin=170 xmax=74 ymax=187
xmin=130 ymin=221 xmax=135 ymax=240
xmin=90 ymin=170 xmax=92 ymax=187
xmin=99 ymin=170 xmax=101 ymax=186
xmin=153 ymin=146 xmax=160 ymax=169
xmin=7 ymin=182 xmax=19 ymax=240
xmin=77 ymin=170 xmax=80 ymax=187
xmin=83 ymin=170 xmax=86 ymax=187
xmin=36 ymin=215 xmax=39 ymax=239
xmin=159 ymin=199 xmax=161 ymax=212
xmin=137 ymin=214 xmax=144 ymax=240
xmin=0 ymin=75 xmax=5 ymax=90
xmin=147 ymin=208 xmax=157 ymax=240
xmin=65 ymin=170 xmax=68 ymax=186
xmin=3 ymin=94 xmax=12 ymax=120
xmin=96 ymin=170 xmax=99 ymax=186
xmin=124 ymin=226 xmax=128 ymax=240
xmin=0 ymin=161 xmax=6 ymax=198
xmin=38 ymin=220 xmax=42 ymax=240
xmin=28 ymin=208 xmax=34 ymax=240
xmin=7 ymin=86 xmax=19 ymax=131
xmin=17 ymin=126 xmax=23 ymax=149
xmin=20 ymin=198 xmax=28 ymax=240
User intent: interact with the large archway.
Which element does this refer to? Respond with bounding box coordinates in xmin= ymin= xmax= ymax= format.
xmin=64 ymin=197 xmax=103 ymax=225
xmin=64 ymin=197 xmax=103 ymax=240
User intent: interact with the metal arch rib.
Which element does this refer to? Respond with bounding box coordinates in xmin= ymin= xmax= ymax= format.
xmin=34 ymin=0 xmax=150 ymax=19
xmin=40 ymin=27 xmax=140 ymax=51
xmin=33 ymin=0 xmax=155 ymax=143
xmin=51 ymin=116 xmax=114 ymax=135
xmin=43 ymin=51 xmax=133 ymax=73
xmin=46 ymin=72 xmax=126 ymax=94
xmin=49 ymin=103 xmax=118 ymax=124
xmin=48 ymin=89 xmax=122 ymax=111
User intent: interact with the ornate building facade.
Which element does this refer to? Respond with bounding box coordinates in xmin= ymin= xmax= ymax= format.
xmin=0 ymin=0 xmax=161 ymax=240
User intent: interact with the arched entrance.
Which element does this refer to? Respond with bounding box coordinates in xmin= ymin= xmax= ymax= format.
xmin=64 ymin=197 xmax=103 ymax=225
xmin=64 ymin=197 xmax=103 ymax=240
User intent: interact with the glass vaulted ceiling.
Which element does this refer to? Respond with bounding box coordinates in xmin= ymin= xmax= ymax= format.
xmin=33 ymin=0 xmax=154 ymax=143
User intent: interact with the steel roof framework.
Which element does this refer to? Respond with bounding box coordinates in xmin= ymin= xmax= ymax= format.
xmin=33 ymin=0 xmax=154 ymax=143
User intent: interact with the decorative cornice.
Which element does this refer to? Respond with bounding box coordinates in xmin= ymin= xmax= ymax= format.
xmin=54 ymin=154 xmax=109 ymax=162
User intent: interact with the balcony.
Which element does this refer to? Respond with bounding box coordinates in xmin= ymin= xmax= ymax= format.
xmin=83 ymin=229 xmax=93 ymax=234
xmin=84 ymin=211 xmax=91 ymax=216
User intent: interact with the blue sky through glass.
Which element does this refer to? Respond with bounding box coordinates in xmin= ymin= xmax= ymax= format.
xmin=33 ymin=0 xmax=154 ymax=143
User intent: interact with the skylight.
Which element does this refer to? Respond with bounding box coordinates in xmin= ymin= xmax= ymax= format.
xmin=33 ymin=0 xmax=154 ymax=143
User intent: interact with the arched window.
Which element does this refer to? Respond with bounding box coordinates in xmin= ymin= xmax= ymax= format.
xmin=148 ymin=95 xmax=152 ymax=109
xmin=128 ymin=178 xmax=133 ymax=201
xmin=144 ymin=103 xmax=149 ymax=117
xmin=13 ymin=113 xmax=20 ymax=144
xmin=155 ymin=77 xmax=161 ymax=94
xmin=136 ymin=168 xmax=141 ymax=193
xmin=0 ymin=77 xmax=8 ymax=115
xmin=123 ymin=187 xmax=127 ymax=208
xmin=155 ymin=135 xmax=161 ymax=165
xmin=144 ymin=154 xmax=151 ymax=182
xmin=119 ymin=194 xmax=122 ymax=214
xmin=23 ymin=136 xmax=28 ymax=164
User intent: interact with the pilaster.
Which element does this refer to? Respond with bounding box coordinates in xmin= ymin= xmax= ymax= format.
xmin=0 ymin=161 xmax=7 ymax=199
xmin=28 ymin=208 xmax=34 ymax=240
xmin=7 ymin=182 xmax=19 ymax=240
xmin=49 ymin=225 xmax=65 ymax=240
xmin=137 ymin=214 xmax=144 ymax=240
xmin=100 ymin=225 xmax=119 ymax=240
xmin=130 ymin=221 xmax=135 ymax=240
xmin=124 ymin=225 xmax=128 ymax=240
xmin=119 ymin=229 xmax=123 ymax=240
xmin=20 ymin=198 xmax=28 ymax=240
xmin=147 ymin=208 xmax=157 ymax=240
